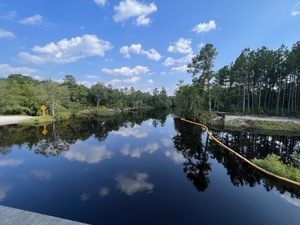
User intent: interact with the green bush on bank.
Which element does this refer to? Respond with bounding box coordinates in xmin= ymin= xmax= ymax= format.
xmin=92 ymin=106 xmax=118 ymax=117
xmin=54 ymin=112 xmax=72 ymax=121
xmin=20 ymin=115 xmax=54 ymax=124
xmin=253 ymin=154 xmax=300 ymax=183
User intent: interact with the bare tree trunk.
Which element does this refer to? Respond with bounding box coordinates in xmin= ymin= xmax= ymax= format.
xmin=282 ymin=80 xmax=286 ymax=115
xmin=258 ymin=82 xmax=262 ymax=112
xmin=242 ymin=86 xmax=246 ymax=114
xmin=276 ymin=78 xmax=281 ymax=115
xmin=51 ymin=100 xmax=55 ymax=116
xmin=288 ymin=82 xmax=292 ymax=114
xmin=247 ymin=85 xmax=250 ymax=113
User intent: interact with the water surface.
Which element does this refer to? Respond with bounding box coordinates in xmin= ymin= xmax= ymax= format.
xmin=0 ymin=112 xmax=300 ymax=225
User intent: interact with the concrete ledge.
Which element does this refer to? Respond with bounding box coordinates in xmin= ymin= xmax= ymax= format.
xmin=0 ymin=205 xmax=88 ymax=225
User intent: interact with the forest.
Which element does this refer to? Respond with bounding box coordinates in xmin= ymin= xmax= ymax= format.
xmin=175 ymin=41 xmax=300 ymax=118
xmin=1 ymin=40 xmax=300 ymax=118
xmin=0 ymin=74 xmax=172 ymax=117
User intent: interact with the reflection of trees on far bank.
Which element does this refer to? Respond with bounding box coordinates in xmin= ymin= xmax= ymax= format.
xmin=0 ymin=110 xmax=170 ymax=157
xmin=173 ymin=118 xmax=300 ymax=197
xmin=173 ymin=118 xmax=211 ymax=192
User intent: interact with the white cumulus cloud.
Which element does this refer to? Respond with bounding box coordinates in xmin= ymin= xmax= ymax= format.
xmin=120 ymin=44 xmax=142 ymax=57
xmin=168 ymin=38 xmax=193 ymax=54
xmin=0 ymin=29 xmax=15 ymax=38
xmin=171 ymin=65 xmax=188 ymax=73
xmin=1 ymin=11 xmax=17 ymax=20
xmin=291 ymin=2 xmax=300 ymax=16
xmin=192 ymin=20 xmax=216 ymax=34
xmin=94 ymin=0 xmax=107 ymax=6
xmin=102 ymin=65 xmax=149 ymax=77
xmin=18 ymin=34 xmax=112 ymax=64
xmin=163 ymin=54 xmax=193 ymax=67
xmin=120 ymin=43 xmax=161 ymax=60
xmin=146 ymin=79 xmax=154 ymax=85
xmin=113 ymin=0 xmax=157 ymax=26
xmin=19 ymin=14 xmax=43 ymax=25
xmin=0 ymin=64 xmax=38 ymax=76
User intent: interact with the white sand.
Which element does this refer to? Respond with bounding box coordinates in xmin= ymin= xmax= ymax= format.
xmin=0 ymin=116 xmax=34 ymax=126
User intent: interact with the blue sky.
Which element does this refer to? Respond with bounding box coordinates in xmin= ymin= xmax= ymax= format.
xmin=0 ymin=0 xmax=300 ymax=95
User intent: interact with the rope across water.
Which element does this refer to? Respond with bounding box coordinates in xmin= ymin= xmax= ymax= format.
xmin=180 ymin=118 xmax=300 ymax=187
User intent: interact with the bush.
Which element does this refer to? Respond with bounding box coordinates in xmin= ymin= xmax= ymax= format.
xmin=54 ymin=112 xmax=71 ymax=121
xmin=253 ymin=154 xmax=300 ymax=182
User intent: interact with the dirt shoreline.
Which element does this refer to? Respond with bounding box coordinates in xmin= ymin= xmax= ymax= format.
xmin=0 ymin=116 xmax=34 ymax=126
xmin=225 ymin=115 xmax=300 ymax=123
xmin=223 ymin=115 xmax=300 ymax=132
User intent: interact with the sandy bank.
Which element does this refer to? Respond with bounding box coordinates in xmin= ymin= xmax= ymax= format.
xmin=0 ymin=116 xmax=34 ymax=126
xmin=224 ymin=115 xmax=300 ymax=132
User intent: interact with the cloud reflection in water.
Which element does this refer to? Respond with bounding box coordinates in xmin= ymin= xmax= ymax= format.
xmin=0 ymin=184 xmax=11 ymax=201
xmin=0 ymin=159 xmax=23 ymax=167
xmin=64 ymin=141 xmax=112 ymax=164
xmin=98 ymin=187 xmax=110 ymax=197
xmin=31 ymin=170 xmax=52 ymax=181
xmin=115 ymin=173 xmax=154 ymax=195
xmin=165 ymin=151 xmax=186 ymax=164
xmin=121 ymin=143 xmax=159 ymax=158
xmin=112 ymin=126 xmax=149 ymax=138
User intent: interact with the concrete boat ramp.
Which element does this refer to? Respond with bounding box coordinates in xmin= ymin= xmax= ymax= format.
xmin=0 ymin=205 xmax=88 ymax=225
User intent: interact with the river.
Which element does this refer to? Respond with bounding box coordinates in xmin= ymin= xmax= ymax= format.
xmin=0 ymin=111 xmax=299 ymax=224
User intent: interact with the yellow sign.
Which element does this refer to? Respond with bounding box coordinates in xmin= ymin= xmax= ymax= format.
xmin=41 ymin=105 xmax=47 ymax=111
xmin=42 ymin=125 xmax=48 ymax=135
xmin=41 ymin=105 xmax=47 ymax=116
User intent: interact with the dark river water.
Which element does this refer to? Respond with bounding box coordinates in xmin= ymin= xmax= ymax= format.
xmin=1 ymin=111 xmax=300 ymax=225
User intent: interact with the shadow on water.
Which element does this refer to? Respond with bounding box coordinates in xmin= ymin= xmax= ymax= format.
xmin=172 ymin=117 xmax=300 ymax=197
xmin=1 ymin=111 xmax=300 ymax=198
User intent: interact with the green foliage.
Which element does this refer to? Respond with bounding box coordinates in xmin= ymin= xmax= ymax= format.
xmin=187 ymin=43 xmax=218 ymax=117
xmin=253 ymin=154 xmax=300 ymax=182
xmin=20 ymin=116 xmax=53 ymax=124
xmin=0 ymin=74 xmax=173 ymax=117
xmin=54 ymin=112 xmax=72 ymax=121
xmin=36 ymin=80 xmax=70 ymax=116
xmin=175 ymin=41 xmax=300 ymax=117
xmin=174 ymin=84 xmax=203 ymax=118
xmin=92 ymin=106 xmax=118 ymax=117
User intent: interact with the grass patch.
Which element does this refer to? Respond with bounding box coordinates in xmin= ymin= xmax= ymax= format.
xmin=251 ymin=120 xmax=300 ymax=131
xmin=92 ymin=107 xmax=119 ymax=117
xmin=225 ymin=118 xmax=300 ymax=132
xmin=253 ymin=154 xmax=300 ymax=183
xmin=21 ymin=116 xmax=54 ymax=124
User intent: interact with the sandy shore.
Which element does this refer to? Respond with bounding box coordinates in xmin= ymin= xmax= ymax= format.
xmin=225 ymin=115 xmax=300 ymax=124
xmin=223 ymin=115 xmax=300 ymax=132
xmin=0 ymin=116 xmax=34 ymax=126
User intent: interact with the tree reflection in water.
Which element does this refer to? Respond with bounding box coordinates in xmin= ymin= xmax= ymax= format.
xmin=173 ymin=118 xmax=300 ymax=197
xmin=1 ymin=113 xmax=300 ymax=197
xmin=0 ymin=110 xmax=170 ymax=158
xmin=173 ymin=118 xmax=211 ymax=191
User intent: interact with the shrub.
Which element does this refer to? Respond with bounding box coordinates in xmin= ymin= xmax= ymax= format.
xmin=253 ymin=154 xmax=300 ymax=183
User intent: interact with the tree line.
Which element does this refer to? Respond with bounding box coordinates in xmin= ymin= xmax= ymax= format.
xmin=0 ymin=74 xmax=172 ymax=116
xmin=175 ymin=41 xmax=300 ymax=117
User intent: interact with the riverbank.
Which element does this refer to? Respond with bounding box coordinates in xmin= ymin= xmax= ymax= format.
xmin=0 ymin=116 xmax=35 ymax=126
xmin=0 ymin=107 xmax=124 ymax=126
xmin=223 ymin=115 xmax=300 ymax=132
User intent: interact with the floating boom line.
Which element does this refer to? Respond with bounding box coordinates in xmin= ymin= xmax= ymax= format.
xmin=180 ymin=117 xmax=300 ymax=187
